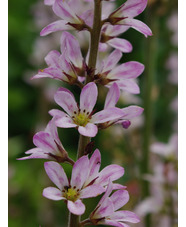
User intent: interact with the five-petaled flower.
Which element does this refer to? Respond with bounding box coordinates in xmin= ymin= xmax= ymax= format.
xmin=49 ymin=82 xmax=125 ymax=137
xmin=42 ymin=156 xmax=105 ymax=215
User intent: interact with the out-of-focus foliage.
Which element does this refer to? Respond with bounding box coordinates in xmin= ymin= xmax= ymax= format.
xmin=9 ymin=0 xmax=177 ymax=226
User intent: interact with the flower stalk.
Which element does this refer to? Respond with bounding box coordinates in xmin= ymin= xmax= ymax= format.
xmin=69 ymin=0 xmax=102 ymax=226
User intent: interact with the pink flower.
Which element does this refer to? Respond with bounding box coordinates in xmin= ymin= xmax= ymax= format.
xmin=17 ymin=119 xmax=70 ymax=163
xmin=50 ymin=82 xmax=125 ymax=137
xmin=32 ymin=32 xmax=86 ymax=84
xmin=95 ymin=49 xmax=145 ymax=94
xmin=40 ymin=0 xmax=91 ymax=36
xmin=108 ymin=0 xmax=152 ymax=37
xmin=99 ymin=24 xmax=133 ymax=53
xmin=43 ymin=157 xmax=105 ymax=215
xmin=90 ymin=181 xmax=140 ymax=226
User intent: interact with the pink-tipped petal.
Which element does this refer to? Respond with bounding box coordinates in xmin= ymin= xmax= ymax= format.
xmin=43 ymin=187 xmax=64 ymax=200
xmin=45 ymin=119 xmax=62 ymax=146
xmin=67 ymin=200 xmax=85 ymax=215
xmin=17 ymin=149 xmax=50 ymax=160
xmin=120 ymin=18 xmax=152 ymax=37
xmin=80 ymin=185 xmax=105 ymax=199
xmin=102 ymin=50 xmax=122 ymax=73
xmin=99 ymin=219 xmax=129 ymax=227
xmin=78 ymin=123 xmax=98 ymax=137
xmin=104 ymin=24 xmax=129 ymax=36
xmin=112 ymin=183 xmax=127 ymax=190
xmin=116 ymin=80 xmax=140 ymax=94
xmin=60 ymin=32 xmax=83 ymax=68
xmin=44 ymin=161 xmax=69 ymax=190
xmin=80 ymin=82 xmax=98 ymax=113
xmin=85 ymin=149 xmax=101 ymax=185
xmin=108 ymin=38 xmax=132 ymax=53
xmin=55 ymin=115 xmax=77 ymax=128
xmin=91 ymin=107 xmax=124 ymax=124
xmin=33 ymin=132 xmax=57 ymax=153
xmin=53 ymin=0 xmax=79 ymax=23
xmin=110 ymin=210 xmax=140 ymax=223
xmin=110 ymin=190 xmax=129 ymax=210
xmin=95 ymin=164 xmax=124 ymax=187
xmin=71 ymin=156 xmax=89 ymax=189
xmin=94 ymin=197 xmax=114 ymax=219
xmin=104 ymin=83 xmax=120 ymax=109
xmin=49 ymin=109 xmax=66 ymax=119
xmin=98 ymin=180 xmax=113 ymax=205
xmin=120 ymin=106 xmax=144 ymax=119
xmin=40 ymin=20 xmax=71 ymax=36
xmin=118 ymin=0 xmax=147 ymax=18
xmin=54 ymin=89 xmax=78 ymax=116
xmin=110 ymin=62 xmax=144 ymax=79
xmin=44 ymin=50 xmax=60 ymax=67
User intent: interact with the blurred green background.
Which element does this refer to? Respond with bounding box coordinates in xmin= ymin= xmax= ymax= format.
xmin=9 ymin=0 xmax=177 ymax=226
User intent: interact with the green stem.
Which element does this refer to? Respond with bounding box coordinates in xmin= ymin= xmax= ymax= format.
xmin=77 ymin=135 xmax=91 ymax=159
xmin=141 ymin=9 xmax=158 ymax=227
xmin=86 ymin=0 xmax=102 ymax=83
xmin=68 ymin=213 xmax=80 ymax=227
xmin=68 ymin=1 xmax=102 ymax=226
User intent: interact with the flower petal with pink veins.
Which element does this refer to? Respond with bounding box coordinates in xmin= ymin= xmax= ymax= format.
xmin=102 ymin=50 xmax=122 ymax=73
xmin=117 ymin=0 xmax=147 ymax=18
xmin=32 ymin=67 xmax=63 ymax=80
xmin=110 ymin=190 xmax=129 ymax=210
xmin=104 ymin=83 xmax=120 ymax=109
xmin=67 ymin=200 xmax=85 ymax=215
xmin=55 ymin=115 xmax=77 ymax=128
xmin=119 ymin=18 xmax=152 ymax=37
xmin=71 ymin=156 xmax=89 ymax=189
xmin=112 ymin=184 xmax=127 ymax=190
xmin=109 ymin=210 xmax=140 ymax=223
xmin=115 ymin=80 xmax=140 ymax=94
xmin=120 ymin=106 xmax=144 ymax=119
xmin=33 ymin=132 xmax=57 ymax=153
xmin=53 ymin=0 xmax=80 ymax=23
xmin=94 ymin=197 xmax=114 ymax=219
xmin=40 ymin=20 xmax=71 ymax=36
xmin=85 ymin=149 xmax=101 ymax=185
xmin=60 ymin=32 xmax=83 ymax=68
xmin=109 ymin=62 xmax=144 ymax=79
xmin=80 ymin=82 xmax=98 ymax=113
xmin=49 ymin=109 xmax=66 ymax=120
xmin=95 ymin=164 xmax=124 ymax=187
xmin=108 ymin=38 xmax=132 ymax=53
xmin=44 ymin=161 xmax=69 ymax=190
xmin=91 ymin=107 xmax=124 ymax=124
xmin=54 ymin=90 xmax=78 ymax=116
xmin=99 ymin=219 xmax=129 ymax=227
xmin=42 ymin=187 xmax=65 ymax=200
xmin=104 ymin=24 xmax=129 ymax=36
xmin=78 ymin=123 xmax=98 ymax=137
xmin=44 ymin=50 xmax=60 ymax=67
xmin=80 ymin=185 xmax=105 ymax=198
xmin=17 ymin=148 xmax=50 ymax=160
xmin=45 ymin=119 xmax=62 ymax=146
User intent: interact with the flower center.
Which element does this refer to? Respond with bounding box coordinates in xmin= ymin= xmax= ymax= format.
xmin=72 ymin=111 xmax=90 ymax=126
xmin=63 ymin=187 xmax=80 ymax=202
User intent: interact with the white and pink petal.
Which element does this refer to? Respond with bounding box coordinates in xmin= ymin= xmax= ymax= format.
xmin=44 ymin=161 xmax=69 ymax=190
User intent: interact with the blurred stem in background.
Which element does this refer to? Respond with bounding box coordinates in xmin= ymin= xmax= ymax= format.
xmin=141 ymin=5 xmax=158 ymax=227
